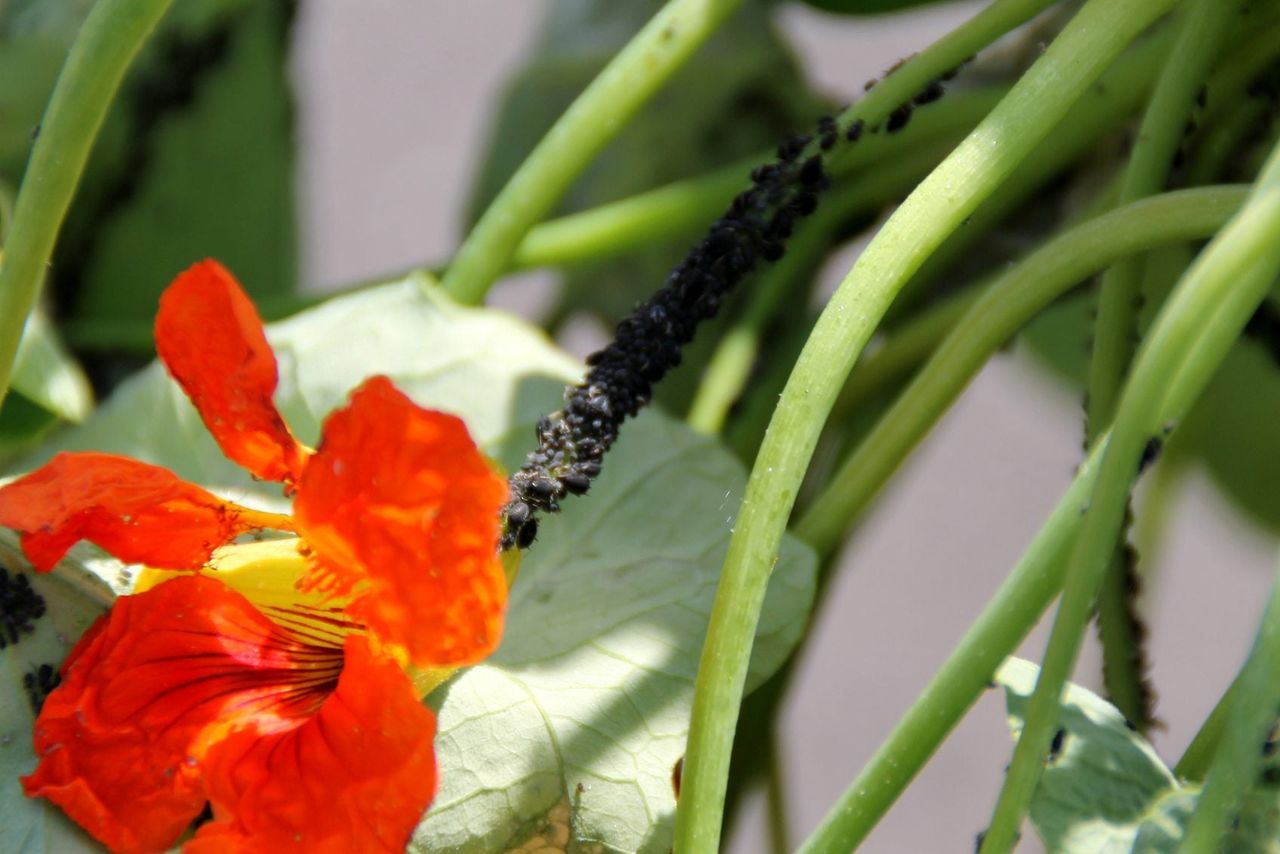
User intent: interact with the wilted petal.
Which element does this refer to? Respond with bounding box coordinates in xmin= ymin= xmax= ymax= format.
xmin=188 ymin=635 xmax=437 ymax=854
xmin=155 ymin=260 xmax=308 ymax=485
xmin=22 ymin=576 xmax=345 ymax=854
xmin=0 ymin=452 xmax=292 ymax=571
xmin=293 ymin=377 xmax=508 ymax=667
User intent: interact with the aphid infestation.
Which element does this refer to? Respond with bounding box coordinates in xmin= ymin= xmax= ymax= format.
xmin=3 ymin=1 xmax=1280 ymax=852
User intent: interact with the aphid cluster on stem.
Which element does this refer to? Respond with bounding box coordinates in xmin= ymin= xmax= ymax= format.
xmin=1 ymin=564 xmax=46 ymax=649
xmin=501 ymin=129 xmax=831 ymax=549
xmin=501 ymin=59 xmax=966 ymax=550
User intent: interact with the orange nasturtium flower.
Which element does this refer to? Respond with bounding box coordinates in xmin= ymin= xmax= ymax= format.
xmin=0 ymin=260 xmax=509 ymax=853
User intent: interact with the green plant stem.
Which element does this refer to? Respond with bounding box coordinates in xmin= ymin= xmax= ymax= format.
xmin=687 ymin=143 xmax=954 ymax=434
xmin=796 ymin=440 xmax=1104 ymax=853
xmin=889 ymin=28 xmax=1169 ymax=324
xmin=673 ymin=1 xmax=1176 ymax=849
xmin=1176 ymin=668 xmax=1246 ymax=782
xmin=790 ymin=187 xmax=1249 ymax=852
xmin=793 ymin=187 xmax=1245 ymax=555
xmin=981 ymin=137 xmax=1280 ymax=854
xmin=510 ymin=86 xmax=1001 ymax=273
xmin=0 ymin=0 xmax=172 ymax=410
xmin=830 ymin=283 xmax=985 ymax=422
xmin=824 ymin=0 xmax=1062 ymax=175
xmin=1087 ymin=0 xmax=1234 ymax=730
xmin=1178 ymin=559 xmax=1280 ymax=852
xmin=441 ymin=0 xmax=746 ymax=304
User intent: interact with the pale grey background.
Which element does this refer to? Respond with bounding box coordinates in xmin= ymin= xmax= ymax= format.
xmin=291 ymin=3 xmax=1277 ymax=850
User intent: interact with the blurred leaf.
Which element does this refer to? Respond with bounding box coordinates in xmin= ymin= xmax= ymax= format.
xmin=468 ymin=0 xmax=828 ymax=323
xmin=995 ymin=657 xmax=1179 ymax=853
xmin=0 ymin=532 xmax=115 ymax=854
xmin=58 ymin=0 xmax=295 ymax=331
xmin=0 ymin=395 xmax=58 ymax=458
xmin=12 ymin=309 xmax=92 ymax=424
xmin=1131 ymin=785 xmax=1280 ymax=854
xmin=19 ymin=274 xmax=817 ymax=850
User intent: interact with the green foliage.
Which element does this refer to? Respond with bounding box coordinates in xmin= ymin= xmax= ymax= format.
xmin=997 ymin=657 xmax=1280 ymax=853
xmin=0 ymin=0 xmax=295 ymax=346
xmin=17 ymin=276 xmax=817 ymax=851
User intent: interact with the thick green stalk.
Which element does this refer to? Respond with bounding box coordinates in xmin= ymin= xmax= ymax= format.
xmin=673 ymin=1 xmax=1176 ymax=849
xmin=1178 ymin=560 xmax=1280 ymax=852
xmin=1087 ymin=0 xmax=1231 ymax=435
xmin=687 ymin=144 xmax=953 ymax=435
xmin=828 ymin=283 xmax=984 ymax=423
xmin=0 ymin=0 xmax=172 ymax=409
xmin=794 ymin=187 xmax=1246 ymax=556
xmin=981 ymin=138 xmax=1280 ymax=854
xmin=1086 ymin=0 xmax=1234 ymax=728
xmin=1176 ymin=668 xmax=1246 ymax=782
xmin=790 ymin=186 xmax=1250 ymax=853
xmin=796 ymin=440 xmax=1103 ymax=853
xmin=441 ymin=0 xmax=745 ymax=304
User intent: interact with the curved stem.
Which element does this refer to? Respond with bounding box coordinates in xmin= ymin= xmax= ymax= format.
xmin=441 ymin=0 xmax=746 ymax=304
xmin=1085 ymin=0 xmax=1235 ymax=728
xmin=687 ymin=143 xmax=955 ymax=435
xmin=794 ymin=186 xmax=1247 ymax=556
xmin=1177 ymin=559 xmax=1280 ymax=852
xmin=981 ymin=137 xmax=1280 ymax=854
xmin=790 ymin=185 xmax=1252 ymax=852
xmin=673 ymin=1 xmax=1176 ymax=849
xmin=0 ymin=0 xmax=173 ymax=409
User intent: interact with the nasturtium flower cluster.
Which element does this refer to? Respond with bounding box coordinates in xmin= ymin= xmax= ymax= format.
xmin=0 ymin=260 xmax=509 ymax=853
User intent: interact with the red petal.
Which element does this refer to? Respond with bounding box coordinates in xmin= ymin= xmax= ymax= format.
xmin=22 ymin=576 xmax=344 ymax=854
xmin=293 ymin=377 xmax=508 ymax=667
xmin=155 ymin=260 xmax=308 ymax=485
xmin=0 ymin=452 xmax=293 ymax=571
xmin=187 ymin=636 xmax=437 ymax=854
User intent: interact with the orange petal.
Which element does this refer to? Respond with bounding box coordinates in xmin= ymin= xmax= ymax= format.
xmin=187 ymin=635 xmax=437 ymax=854
xmin=0 ymin=452 xmax=293 ymax=571
xmin=22 ymin=576 xmax=345 ymax=854
xmin=293 ymin=376 xmax=508 ymax=667
xmin=155 ymin=260 xmax=308 ymax=485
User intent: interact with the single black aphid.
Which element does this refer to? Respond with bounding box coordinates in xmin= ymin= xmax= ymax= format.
xmin=1048 ymin=727 xmax=1066 ymax=761
xmin=2 ymin=565 xmax=46 ymax=649
xmin=23 ymin=663 xmax=60 ymax=714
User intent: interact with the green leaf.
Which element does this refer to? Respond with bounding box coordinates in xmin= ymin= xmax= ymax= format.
xmin=11 ymin=309 xmax=92 ymax=424
xmin=1132 ymin=785 xmax=1280 ymax=854
xmin=19 ymin=275 xmax=817 ymax=851
xmin=415 ymin=413 xmax=814 ymax=853
xmin=0 ymin=532 xmax=115 ymax=854
xmin=55 ymin=0 xmax=296 ymax=333
xmin=994 ymin=657 xmax=1180 ymax=852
